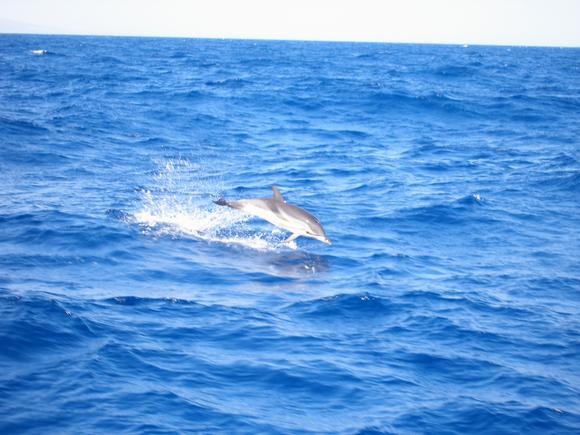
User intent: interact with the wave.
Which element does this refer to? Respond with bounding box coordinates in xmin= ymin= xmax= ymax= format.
xmin=364 ymin=194 xmax=489 ymax=229
xmin=0 ymin=291 xmax=96 ymax=361
xmin=431 ymin=64 xmax=480 ymax=78
xmin=101 ymin=295 xmax=205 ymax=308
xmin=532 ymin=171 xmax=580 ymax=192
xmin=0 ymin=116 xmax=50 ymax=135
xmin=395 ymin=398 xmax=579 ymax=434
xmin=287 ymin=293 xmax=398 ymax=319
xmin=365 ymin=90 xmax=477 ymax=118
xmin=204 ymin=78 xmax=250 ymax=89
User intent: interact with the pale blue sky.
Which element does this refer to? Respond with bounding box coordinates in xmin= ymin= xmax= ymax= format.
xmin=1 ymin=0 xmax=579 ymax=47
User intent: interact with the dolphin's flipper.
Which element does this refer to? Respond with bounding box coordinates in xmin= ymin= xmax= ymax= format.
xmin=284 ymin=233 xmax=300 ymax=243
xmin=272 ymin=186 xmax=285 ymax=203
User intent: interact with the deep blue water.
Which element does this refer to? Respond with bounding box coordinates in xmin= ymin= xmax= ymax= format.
xmin=1 ymin=34 xmax=579 ymax=434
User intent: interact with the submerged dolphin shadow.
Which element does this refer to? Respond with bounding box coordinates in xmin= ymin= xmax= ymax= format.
xmin=222 ymin=243 xmax=331 ymax=279
xmin=261 ymin=248 xmax=330 ymax=277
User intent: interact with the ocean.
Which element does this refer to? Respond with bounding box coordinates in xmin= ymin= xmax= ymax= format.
xmin=0 ymin=34 xmax=579 ymax=434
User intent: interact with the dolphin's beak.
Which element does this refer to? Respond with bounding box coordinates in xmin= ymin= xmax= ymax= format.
xmin=324 ymin=238 xmax=332 ymax=245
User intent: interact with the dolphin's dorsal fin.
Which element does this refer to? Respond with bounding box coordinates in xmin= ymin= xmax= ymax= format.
xmin=272 ymin=186 xmax=285 ymax=202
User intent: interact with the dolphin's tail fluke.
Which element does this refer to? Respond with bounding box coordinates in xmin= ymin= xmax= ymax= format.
xmin=214 ymin=198 xmax=230 ymax=207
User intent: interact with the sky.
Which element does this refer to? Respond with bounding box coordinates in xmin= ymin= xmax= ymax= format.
xmin=1 ymin=0 xmax=579 ymax=47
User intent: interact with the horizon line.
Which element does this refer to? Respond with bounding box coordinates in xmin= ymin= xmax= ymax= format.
xmin=2 ymin=31 xmax=579 ymax=50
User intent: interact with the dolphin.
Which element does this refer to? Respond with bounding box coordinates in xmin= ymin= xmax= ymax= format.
xmin=214 ymin=186 xmax=331 ymax=245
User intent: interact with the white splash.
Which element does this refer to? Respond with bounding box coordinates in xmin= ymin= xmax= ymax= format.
xmin=132 ymin=159 xmax=288 ymax=251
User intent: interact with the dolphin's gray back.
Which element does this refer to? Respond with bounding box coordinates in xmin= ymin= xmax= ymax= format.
xmin=236 ymin=198 xmax=317 ymax=222
xmin=276 ymin=201 xmax=321 ymax=226
xmin=227 ymin=198 xmax=275 ymax=212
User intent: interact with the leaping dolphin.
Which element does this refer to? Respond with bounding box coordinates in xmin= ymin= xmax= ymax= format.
xmin=214 ymin=186 xmax=331 ymax=245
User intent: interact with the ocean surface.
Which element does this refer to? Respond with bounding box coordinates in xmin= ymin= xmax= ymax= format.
xmin=1 ymin=34 xmax=579 ymax=434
